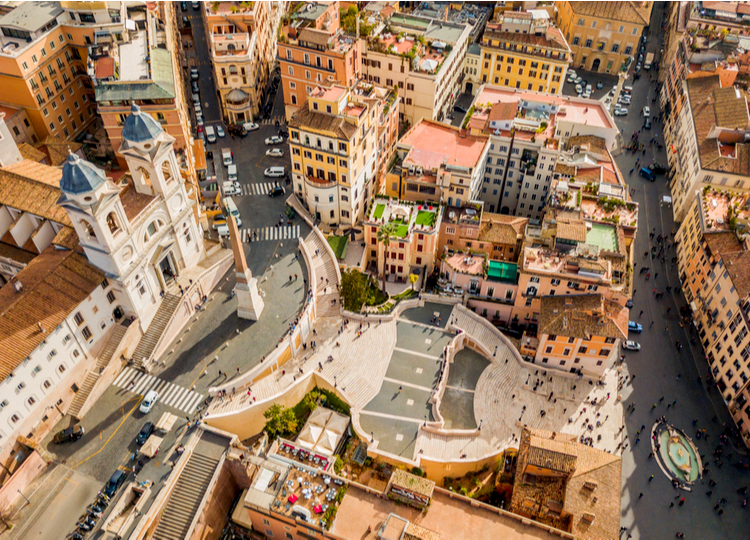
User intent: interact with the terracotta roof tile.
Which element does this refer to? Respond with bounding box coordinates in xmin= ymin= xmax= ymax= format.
xmin=538 ymin=294 xmax=628 ymax=340
xmin=119 ymin=175 xmax=156 ymax=221
xmin=0 ymin=161 xmax=70 ymax=225
xmin=477 ymin=213 xmax=528 ymax=245
xmin=568 ymin=135 xmax=608 ymax=156
xmin=289 ymin=103 xmax=358 ymax=140
xmin=483 ymin=25 xmax=570 ymax=53
xmin=568 ymin=1 xmax=652 ymax=25
xmin=35 ymin=136 xmax=83 ymax=166
xmin=17 ymin=143 xmax=47 ymax=163
xmin=488 ymin=102 xmax=518 ymax=122
xmin=723 ymin=250 xmax=750 ymax=298
xmin=556 ymin=220 xmax=587 ymax=242
xmin=0 ymin=246 xmax=104 ymax=381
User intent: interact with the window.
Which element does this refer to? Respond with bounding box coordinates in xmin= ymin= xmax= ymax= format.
xmin=74 ymin=312 xmax=84 ymax=326
xmin=107 ymin=290 xmax=116 ymax=304
xmin=16 ymin=382 xmax=26 ymax=393
xmin=10 ymin=414 xmax=19 ymax=424
xmin=81 ymin=327 xmax=93 ymax=340
xmin=27 ymin=396 xmax=36 ymax=407
xmin=572 ymin=36 xmax=580 ymax=46
xmin=58 ymin=364 xmax=66 ymax=374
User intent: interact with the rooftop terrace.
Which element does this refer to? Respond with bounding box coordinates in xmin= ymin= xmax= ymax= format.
xmin=368 ymin=198 xmax=440 ymax=237
xmin=399 ymin=120 xmax=489 ymax=171
xmin=700 ymin=187 xmax=750 ymax=233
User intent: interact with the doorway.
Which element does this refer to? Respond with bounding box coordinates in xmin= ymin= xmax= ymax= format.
xmin=591 ymin=58 xmax=601 ymax=71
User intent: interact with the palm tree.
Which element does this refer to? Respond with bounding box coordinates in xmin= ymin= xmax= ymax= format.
xmin=376 ymin=222 xmax=397 ymax=293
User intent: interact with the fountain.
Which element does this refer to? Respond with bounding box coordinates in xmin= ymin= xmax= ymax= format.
xmin=653 ymin=422 xmax=702 ymax=485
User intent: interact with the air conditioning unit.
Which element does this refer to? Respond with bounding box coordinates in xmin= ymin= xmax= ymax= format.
xmin=417 ymin=167 xmax=423 ymax=176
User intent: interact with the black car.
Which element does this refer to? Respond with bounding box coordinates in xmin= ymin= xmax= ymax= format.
xmin=228 ymin=124 xmax=247 ymax=137
xmin=269 ymin=186 xmax=285 ymax=197
xmin=453 ymin=105 xmax=467 ymax=113
xmin=180 ymin=1 xmax=187 ymax=11
xmin=182 ymin=16 xmax=190 ymax=27
xmin=103 ymin=470 xmax=127 ymax=498
xmin=53 ymin=424 xmax=85 ymax=444
xmin=206 ymin=150 xmax=213 ymax=161
xmin=135 ymin=421 xmax=154 ymax=445
xmin=650 ymin=163 xmax=669 ymax=174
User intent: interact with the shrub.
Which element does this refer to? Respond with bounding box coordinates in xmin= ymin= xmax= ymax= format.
xmin=334 ymin=456 xmax=344 ymax=474
xmin=411 ymin=466 xmax=424 ymax=477
xmin=460 ymin=487 xmax=468 ymax=496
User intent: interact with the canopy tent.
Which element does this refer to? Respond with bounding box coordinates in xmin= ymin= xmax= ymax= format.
xmin=141 ymin=435 xmax=163 ymax=458
xmin=294 ymin=407 xmax=350 ymax=458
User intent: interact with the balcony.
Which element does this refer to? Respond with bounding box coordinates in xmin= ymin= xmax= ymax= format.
xmin=210 ymin=32 xmax=252 ymax=62
xmin=304 ymin=174 xmax=336 ymax=189
xmin=224 ymin=88 xmax=252 ymax=111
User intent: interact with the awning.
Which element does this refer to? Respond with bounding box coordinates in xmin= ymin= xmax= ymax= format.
xmin=155 ymin=412 xmax=178 ymax=433
xmin=487 ymin=260 xmax=518 ymax=283
xmin=226 ymin=88 xmax=249 ymax=103
xmin=141 ymin=435 xmax=163 ymax=457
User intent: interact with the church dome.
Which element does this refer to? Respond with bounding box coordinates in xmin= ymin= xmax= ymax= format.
xmin=121 ymin=104 xmax=163 ymax=143
xmin=60 ymin=152 xmax=106 ymax=194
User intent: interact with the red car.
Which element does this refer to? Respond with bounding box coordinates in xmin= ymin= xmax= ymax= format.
xmin=197 ymin=124 xmax=204 ymax=133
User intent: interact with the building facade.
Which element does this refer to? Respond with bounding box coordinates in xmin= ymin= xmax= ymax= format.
xmin=364 ymin=12 xmax=470 ymax=127
xmin=554 ymin=1 xmax=652 ymax=74
xmin=478 ymin=9 xmax=571 ymax=96
xmin=205 ymin=1 xmax=281 ymax=124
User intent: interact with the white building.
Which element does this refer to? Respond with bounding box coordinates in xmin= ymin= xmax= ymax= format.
xmin=58 ymin=105 xmax=205 ymax=328
xmin=466 ymin=84 xmax=618 ymax=219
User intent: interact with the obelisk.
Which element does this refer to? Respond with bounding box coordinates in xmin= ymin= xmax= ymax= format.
xmin=228 ymin=214 xmax=264 ymax=320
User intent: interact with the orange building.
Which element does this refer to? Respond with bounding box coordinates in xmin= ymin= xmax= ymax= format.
xmin=0 ymin=2 xmax=101 ymax=143
xmin=278 ymin=1 xmax=362 ymax=120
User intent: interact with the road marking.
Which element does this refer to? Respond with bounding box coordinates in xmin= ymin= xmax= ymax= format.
xmin=243 ymin=225 xmax=300 ymax=242
xmin=113 ymin=367 xmax=205 ymax=413
xmin=71 ymin=396 xmax=142 ymax=469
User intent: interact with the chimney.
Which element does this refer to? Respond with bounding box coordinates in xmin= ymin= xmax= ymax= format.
xmin=38 ymin=322 xmax=46 ymax=333
xmin=11 ymin=278 xmax=22 ymax=292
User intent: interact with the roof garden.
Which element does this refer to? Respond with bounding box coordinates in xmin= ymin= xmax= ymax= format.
xmin=700 ymin=186 xmax=750 ymax=233
xmin=366 ymin=197 xmax=441 ymax=237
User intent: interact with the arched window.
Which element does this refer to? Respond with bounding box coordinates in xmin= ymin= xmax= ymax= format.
xmin=27 ymin=396 xmax=36 ymax=407
xmin=106 ymin=212 xmax=121 ymax=235
xmin=161 ymin=160 xmax=173 ymax=183
xmin=58 ymin=364 xmax=66 ymax=374
xmin=138 ymin=167 xmax=152 ymax=186
xmin=10 ymin=414 xmax=20 ymax=424
xmin=229 ymin=64 xmax=238 ymax=75
xmin=80 ymin=220 xmax=97 ymax=241
xmin=43 ymin=380 xmax=52 ymax=390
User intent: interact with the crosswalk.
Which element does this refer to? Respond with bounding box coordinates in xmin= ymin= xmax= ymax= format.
xmin=259 ymin=115 xmax=285 ymax=126
xmin=238 ymin=182 xmax=283 ymax=196
xmin=241 ymin=225 xmax=300 ymax=242
xmin=113 ymin=367 xmax=204 ymax=414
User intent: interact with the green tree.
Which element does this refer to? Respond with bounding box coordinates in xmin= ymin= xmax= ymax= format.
xmin=263 ymin=404 xmax=298 ymax=440
xmin=376 ymin=222 xmax=398 ymax=293
xmin=409 ymin=273 xmax=419 ymax=291
xmin=340 ymin=268 xmax=369 ymax=311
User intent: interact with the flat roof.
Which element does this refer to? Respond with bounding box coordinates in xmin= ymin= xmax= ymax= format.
xmin=474 ymin=85 xmax=614 ymax=131
xmin=400 ymin=120 xmax=488 ymax=171
xmin=0 ymin=1 xmax=61 ymax=32
xmin=488 ymin=260 xmax=517 ymax=283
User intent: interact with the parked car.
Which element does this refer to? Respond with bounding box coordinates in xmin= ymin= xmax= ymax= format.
xmin=181 ymin=16 xmax=190 ymax=27
xmin=216 ymin=126 xmax=225 ymax=138
xmin=53 ymin=424 xmax=85 ymax=444
xmin=628 ymin=321 xmax=643 ymax=334
xmin=228 ymin=124 xmax=247 ymax=137
xmin=651 ymin=163 xmax=669 ymax=174
xmin=642 ymin=106 xmax=650 ymax=118
xmin=103 ymin=470 xmax=127 ymax=498
xmin=644 ymin=118 xmax=652 ymax=130
xmin=623 ymin=340 xmax=641 ymax=351
xmin=269 ymin=185 xmax=285 ymax=197
xmin=243 ymin=122 xmax=260 ymax=132
xmin=264 ymin=166 xmax=286 ymax=178
xmin=136 ymin=422 xmax=154 ymax=445
xmin=139 ymin=389 xmax=159 ymax=414
xmin=575 ymin=84 xmax=582 ymax=94
xmin=639 ymin=167 xmax=656 ymax=181
xmin=265 ymin=136 xmax=284 ymax=145
xmin=266 ymin=148 xmax=284 ymax=158
xmin=626 ymin=299 xmax=634 ymax=309
xmin=453 ymin=105 xmax=467 ymax=113
xmin=191 ymin=81 xmax=199 ymax=93
xmin=190 ymin=68 xmax=199 ymax=80
xmin=180 ymin=1 xmax=187 ymax=11
xmin=574 ymin=76 xmax=583 ymax=84
xmin=216 ymin=224 xmax=230 ymax=238
xmin=614 ymin=108 xmax=628 ymax=116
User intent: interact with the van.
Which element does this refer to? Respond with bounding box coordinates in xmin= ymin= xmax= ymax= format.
xmin=206 ymin=126 xmax=216 ymax=144
xmin=623 ymin=85 xmax=633 ymax=94
xmin=223 ymin=182 xmax=241 ymax=197
xmin=222 ymin=148 xmax=232 ymax=167
xmin=228 ymin=164 xmax=237 ymax=182
xmin=140 ymin=390 xmax=159 ymax=414
xmin=216 ymin=224 xmax=230 ymax=238
xmin=264 ymin=166 xmax=286 ymax=178
xmin=224 ymin=197 xmax=240 ymax=219
xmin=639 ymin=167 xmax=655 ymax=181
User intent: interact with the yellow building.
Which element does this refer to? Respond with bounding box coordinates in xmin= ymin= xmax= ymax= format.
xmin=288 ymin=82 xmax=398 ymax=226
xmin=555 ymin=1 xmax=653 ymax=73
xmin=479 ymin=10 xmax=571 ymax=95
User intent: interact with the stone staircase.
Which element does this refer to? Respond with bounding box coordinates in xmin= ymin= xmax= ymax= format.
xmin=131 ymin=293 xmax=181 ymax=370
xmin=152 ymin=451 xmax=220 ymax=540
xmin=68 ymin=322 xmax=129 ymax=419
xmin=304 ymin=232 xmax=340 ymax=318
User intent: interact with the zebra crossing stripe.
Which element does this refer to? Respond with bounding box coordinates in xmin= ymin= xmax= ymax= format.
xmin=167 ymin=386 xmax=189 ymax=408
xmin=113 ymin=367 xmax=132 ymax=387
xmin=240 ymin=225 xmax=301 ymax=243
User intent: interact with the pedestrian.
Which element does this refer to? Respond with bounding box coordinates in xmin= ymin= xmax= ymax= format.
xmin=649 ymin=474 xmax=654 ymax=482
xmin=639 ymin=492 xmax=644 ymax=499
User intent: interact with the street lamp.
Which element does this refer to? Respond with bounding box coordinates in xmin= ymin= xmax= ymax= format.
xmin=17 ymin=489 xmax=30 ymax=507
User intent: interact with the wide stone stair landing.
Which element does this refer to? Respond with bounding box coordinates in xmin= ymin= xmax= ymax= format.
xmin=68 ymin=322 xmax=129 ymax=419
xmin=131 ymin=293 xmax=181 ymax=370
xmin=304 ymin=231 xmax=340 ymax=318
xmin=152 ymin=433 xmax=226 ymax=540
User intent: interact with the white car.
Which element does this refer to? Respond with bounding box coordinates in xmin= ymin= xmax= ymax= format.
xmin=266 ymin=148 xmax=284 ymax=158
xmin=139 ymin=390 xmax=159 ymax=414
xmin=265 ymin=136 xmax=284 ymax=145
xmin=264 ymin=166 xmax=286 ymax=178
xmin=582 ymin=90 xmax=591 ymax=99
xmin=575 ymin=84 xmax=582 ymax=94
xmin=643 ymin=106 xmax=650 ymax=117
xmin=614 ymin=108 xmax=628 ymax=116
xmin=574 ymin=76 xmax=583 ymax=84
xmin=622 ymin=340 xmax=641 ymax=351
xmin=243 ymin=122 xmax=260 ymax=132
xmin=609 ymin=86 xmax=617 ymax=96
xmin=216 ymin=126 xmax=225 ymax=138
xmin=190 ymin=68 xmax=199 ymax=80
xmin=567 ymin=75 xmax=577 ymax=83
